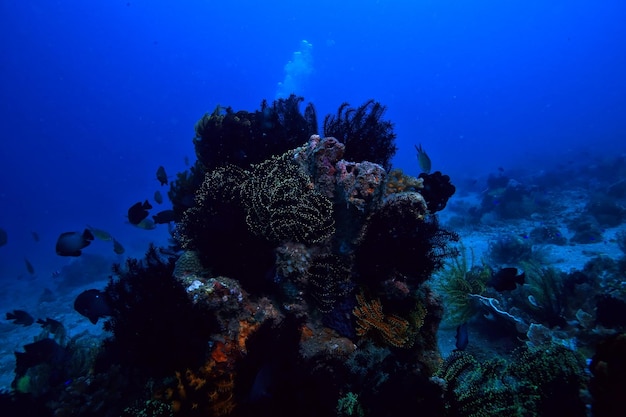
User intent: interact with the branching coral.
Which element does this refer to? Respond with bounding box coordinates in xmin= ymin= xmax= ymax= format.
xmin=353 ymin=293 xmax=413 ymax=348
xmin=323 ymin=99 xmax=397 ymax=171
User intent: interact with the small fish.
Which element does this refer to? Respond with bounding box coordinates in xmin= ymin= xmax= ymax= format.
xmin=0 ymin=227 xmax=7 ymax=247
xmin=156 ymin=166 xmax=168 ymax=186
xmin=6 ymin=309 xmax=34 ymax=326
xmin=488 ymin=267 xmax=525 ymax=292
xmin=36 ymin=317 xmax=64 ymax=335
xmin=135 ymin=218 xmax=157 ymax=230
xmin=31 ymin=231 xmax=40 ymax=242
xmin=55 ymin=229 xmax=95 ymax=257
xmin=415 ymin=144 xmax=432 ymax=174
xmin=154 ymin=190 xmax=164 ymax=205
xmin=454 ymin=322 xmax=469 ymax=351
xmin=73 ymin=289 xmax=112 ymax=324
xmin=128 ymin=200 xmax=152 ymax=225
xmin=24 ymin=258 xmax=35 ymax=275
xmin=112 ymin=238 xmax=125 ymax=255
xmin=152 ymin=209 xmax=176 ymax=224
xmin=86 ymin=225 xmax=113 ymax=241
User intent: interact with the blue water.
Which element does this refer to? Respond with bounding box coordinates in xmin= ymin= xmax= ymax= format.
xmin=2 ymin=1 xmax=625 ymax=278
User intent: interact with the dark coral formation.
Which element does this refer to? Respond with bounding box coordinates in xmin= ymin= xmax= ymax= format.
xmin=354 ymin=192 xmax=459 ymax=287
xmin=168 ymin=160 xmax=206 ymax=218
xmin=323 ymin=99 xmax=397 ymax=170
xmin=100 ymin=245 xmax=218 ymax=377
xmin=193 ymin=94 xmax=317 ymax=172
xmin=418 ymin=171 xmax=456 ymax=213
xmin=590 ymin=333 xmax=626 ymax=417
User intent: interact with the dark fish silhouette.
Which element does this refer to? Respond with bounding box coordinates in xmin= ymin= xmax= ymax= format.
xmin=31 ymin=231 xmax=40 ymax=242
xmin=112 ymin=238 xmax=125 ymax=255
xmin=488 ymin=267 xmax=525 ymax=292
xmin=6 ymin=309 xmax=34 ymax=326
xmin=154 ymin=190 xmax=163 ymax=204
xmin=37 ymin=317 xmax=64 ymax=334
xmin=152 ymin=209 xmax=176 ymax=224
xmin=56 ymin=229 xmax=95 ymax=257
xmin=24 ymin=258 xmax=35 ymax=275
xmin=15 ymin=338 xmax=65 ymax=376
xmin=454 ymin=322 xmax=469 ymax=352
xmin=0 ymin=227 xmax=7 ymax=247
xmin=156 ymin=166 xmax=168 ymax=186
xmin=73 ymin=289 xmax=112 ymax=324
xmin=128 ymin=200 xmax=152 ymax=225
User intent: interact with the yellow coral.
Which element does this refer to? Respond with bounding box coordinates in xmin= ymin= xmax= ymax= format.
xmin=353 ymin=293 xmax=412 ymax=348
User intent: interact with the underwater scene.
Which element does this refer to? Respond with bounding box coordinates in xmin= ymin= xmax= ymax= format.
xmin=1 ymin=1 xmax=626 ymax=416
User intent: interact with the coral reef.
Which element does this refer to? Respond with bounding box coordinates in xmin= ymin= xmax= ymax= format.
xmin=2 ymin=96 xmax=471 ymax=416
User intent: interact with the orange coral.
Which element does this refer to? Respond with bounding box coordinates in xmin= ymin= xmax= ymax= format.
xmin=385 ymin=168 xmax=424 ymax=195
xmin=157 ymin=335 xmax=244 ymax=416
xmin=211 ymin=341 xmax=229 ymax=363
xmin=237 ymin=319 xmax=260 ymax=351
xmin=353 ymin=293 xmax=412 ymax=348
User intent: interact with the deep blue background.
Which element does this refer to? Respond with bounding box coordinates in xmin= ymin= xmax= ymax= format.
xmin=1 ymin=0 xmax=625 ymax=278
